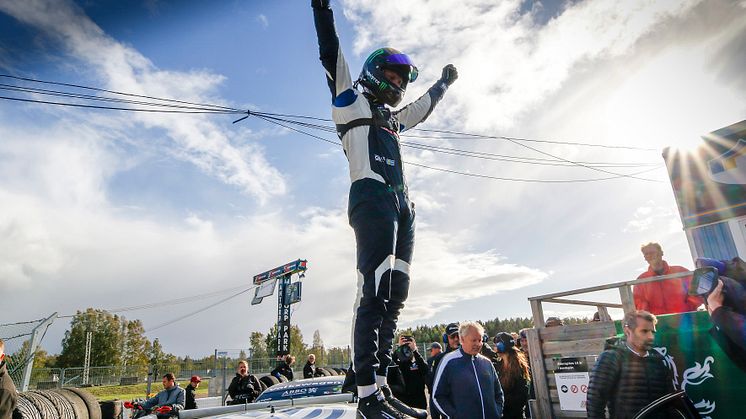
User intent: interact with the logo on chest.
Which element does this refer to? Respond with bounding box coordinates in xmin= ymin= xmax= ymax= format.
xmin=374 ymin=154 xmax=396 ymax=166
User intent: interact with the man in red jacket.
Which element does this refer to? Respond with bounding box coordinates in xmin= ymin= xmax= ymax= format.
xmin=633 ymin=242 xmax=701 ymax=315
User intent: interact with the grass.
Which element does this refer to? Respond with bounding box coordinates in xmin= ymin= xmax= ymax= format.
xmin=83 ymin=380 xmax=210 ymax=401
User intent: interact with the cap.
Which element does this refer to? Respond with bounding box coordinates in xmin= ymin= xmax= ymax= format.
xmin=190 ymin=375 xmax=202 ymax=383
xmin=429 ymin=342 xmax=443 ymax=350
xmin=445 ymin=322 xmax=459 ymax=336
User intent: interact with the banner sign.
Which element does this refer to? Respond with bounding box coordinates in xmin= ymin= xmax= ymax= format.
xmin=554 ymin=357 xmax=589 ymax=411
xmin=276 ymin=276 xmax=292 ymax=356
xmin=253 ymin=259 xmax=307 ymax=285
xmin=251 ymin=278 xmax=278 ymax=305
xmin=286 ymin=282 xmax=302 ymax=305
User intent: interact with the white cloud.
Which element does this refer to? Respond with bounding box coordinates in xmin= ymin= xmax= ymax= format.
xmin=0 ymin=0 xmax=286 ymax=203
xmin=257 ymin=14 xmax=269 ymax=29
xmin=623 ymin=200 xmax=677 ymax=233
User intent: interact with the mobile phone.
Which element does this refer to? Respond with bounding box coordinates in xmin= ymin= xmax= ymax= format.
xmin=689 ymin=267 xmax=718 ymax=296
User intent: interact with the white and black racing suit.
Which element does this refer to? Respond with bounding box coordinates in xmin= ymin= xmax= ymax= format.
xmin=313 ymin=4 xmax=450 ymax=389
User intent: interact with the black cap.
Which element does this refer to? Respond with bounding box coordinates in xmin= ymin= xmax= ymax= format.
xmin=445 ymin=322 xmax=459 ymax=336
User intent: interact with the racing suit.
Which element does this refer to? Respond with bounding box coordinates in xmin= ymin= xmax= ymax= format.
xmin=313 ymin=4 xmax=450 ymax=388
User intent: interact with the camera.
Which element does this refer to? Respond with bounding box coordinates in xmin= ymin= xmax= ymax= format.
xmin=689 ymin=267 xmax=719 ymax=296
xmin=397 ymin=335 xmax=414 ymax=361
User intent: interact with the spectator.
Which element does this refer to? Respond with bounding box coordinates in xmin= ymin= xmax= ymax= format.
xmin=0 ymin=339 xmax=17 ymax=419
xmin=303 ymin=354 xmax=317 ymax=379
xmin=429 ymin=322 xmax=460 ymax=419
xmin=494 ymin=333 xmax=530 ymax=419
xmin=545 ymin=317 xmax=564 ymax=327
xmin=271 ymin=355 xmax=295 ymax=381
xmin=425 ymin=342 xmax=442 ymax=396
xmin=427 ymin=342 xmax=442 ymax=362
xmin=228 ymin=360 xmax=261 ymax=405
xmin=184 ymin=375 xmax=201 ymax=410
xmin=586 ymin=310 xmax=674 ymax=419
xmin=432 ymin=321 xmax=504 ymax=419
xmin=517 ymin=328 xmax=535 ymax=418
xmin=390 ymin=335 xmax=429 ymax=410
xmin=705 ymin=275 xmax=746 ymax=352
xmin=633 ymin=242 xmax=700 ymax=315
xmin=141 ymin=373 xmax=185 ymax=412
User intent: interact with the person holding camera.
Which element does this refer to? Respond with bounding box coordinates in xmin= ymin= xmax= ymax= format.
xmin=271 ymin=355 xmax=295 ymax=381
xmin=390 ymin=335 xmax=429 ymax=410
xmin=696 ymin=258 xmax=746 ymax=353
xmin=227 ymin=360 xmax=261 ymax=405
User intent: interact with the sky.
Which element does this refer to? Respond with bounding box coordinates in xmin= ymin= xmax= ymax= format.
xmin=1 ymin=0 xmax=745 ymax=357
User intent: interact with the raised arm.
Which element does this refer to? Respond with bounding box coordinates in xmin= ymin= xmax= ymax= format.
xmin=312 ymin=0 xmax=355 ymax=102
xmin=395 ymin=64 xmax=457 ymax=131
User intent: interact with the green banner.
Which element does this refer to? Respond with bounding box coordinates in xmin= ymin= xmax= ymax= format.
xmin=612 ymin=311 xmax=746 ymax=418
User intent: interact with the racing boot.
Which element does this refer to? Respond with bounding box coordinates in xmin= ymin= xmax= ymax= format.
xmin=357 ymin=389 xmax=412 ymax=419
xmin=379 ymin=386 xmax=428 ymax=419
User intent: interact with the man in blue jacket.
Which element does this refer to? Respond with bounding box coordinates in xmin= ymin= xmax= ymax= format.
xmin=432 ymin=322 xmax=504 ymax=419
xmin=312 ymin=0 xmax=457 ymax=418
xmin=141 ymin=373 xmax=185 ymax=412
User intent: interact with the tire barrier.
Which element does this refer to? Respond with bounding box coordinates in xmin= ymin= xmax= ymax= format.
xmin=332 ymin=368 xmax=346 ymax=375
xmin=257 ymin=380 xmax=267 ymax=392
xmin=13 ymin=393 xmax=43 ymax=419
xmin=64 ymin=388 xmax=101 ymax=419
xmin=21 ymin=391 xmax=58 ymax=419
xmin=324 ymin=368 xmax=338 ymax=376
xmin=14 ymin=389 xmax=102 ymax=419
xmin=276 ymin=375 xmax=288 ymax=383
xmin=32 ymin=391 xmax=75 ymax=419
xmin=98 ymin=401 xmax=122 ymax=419
xmin=258 ymin=375 xmax=279 ymax=389
xmin=53 ymin=389 xmax=89 ymax=419
xmin=316 ymin=368 xmax=331 ymax=377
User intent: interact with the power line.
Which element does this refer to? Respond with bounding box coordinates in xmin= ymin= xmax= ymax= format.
xmin=0 ymin=74 xmax=663 ymax=181
xmin=145 ymin=287 xmax=255 ymax=332
xmin=57 ymin=284 xmax=253 ymax=318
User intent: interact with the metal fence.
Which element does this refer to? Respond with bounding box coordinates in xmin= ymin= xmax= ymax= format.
xmin=27 ymin=355 xmax=352 ymax=390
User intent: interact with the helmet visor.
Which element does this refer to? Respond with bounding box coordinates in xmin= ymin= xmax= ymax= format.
xmin=385 ymin=53 xmax=419 ymax=82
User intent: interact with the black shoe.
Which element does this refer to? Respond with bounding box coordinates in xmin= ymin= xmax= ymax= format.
xmin=357 ymin=390 xmax=411 ymax=419
xmin=379 ymin=386 xmax=428 ymax=419
xmin=342 ymin=365 xmax=357 ymax=395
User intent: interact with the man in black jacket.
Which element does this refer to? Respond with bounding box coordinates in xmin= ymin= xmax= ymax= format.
xmin=391 ymin=335 xmax=429 ymax=409
xmin=227 ymin=361 xmax=261 ymax=405
xmin=184 ymin=375 xmax=201 ymax=410
xmin=0 ymin=340 xmax=17 ymax=419
xmin=303 ymin=354 xmax=317 ymax=379
xmin=587 ymin=310 xmax=674 ymax=419
xmin=271 ymin=355 xmax=295 ymax=381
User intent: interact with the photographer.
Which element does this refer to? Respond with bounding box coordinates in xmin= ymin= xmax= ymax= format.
xmin=697 ymin=258 xmax=746 ymax=352
xmin=227 ymin=360 xmax=261 ymax=405
xmin=390 ymin=334 xmax=429 ymax=410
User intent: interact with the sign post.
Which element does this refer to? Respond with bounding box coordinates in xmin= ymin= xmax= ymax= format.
xmin=252 ymin=259 xmax=307 ymax=358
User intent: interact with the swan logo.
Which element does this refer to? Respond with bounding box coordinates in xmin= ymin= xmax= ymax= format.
xmin=655 ymin=346 xmax=716 ymax=419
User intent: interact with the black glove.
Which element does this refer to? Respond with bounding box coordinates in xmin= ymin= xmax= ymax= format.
xmin=311 ymin=0 xmax=330 ymax=9
xmin=440 ymin=64 xmax=458 ymax=86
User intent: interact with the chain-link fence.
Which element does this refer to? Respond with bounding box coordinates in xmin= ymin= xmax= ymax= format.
xmin=26 ymin=354 xmax=351 ymax=390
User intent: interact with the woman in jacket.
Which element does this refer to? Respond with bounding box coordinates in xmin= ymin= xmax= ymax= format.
xmin=494 ymin=332 xmax=530 ymax=419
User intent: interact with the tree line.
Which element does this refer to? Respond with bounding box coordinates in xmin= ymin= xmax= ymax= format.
xmin=21 ymin=308 xmax=589 ymax=370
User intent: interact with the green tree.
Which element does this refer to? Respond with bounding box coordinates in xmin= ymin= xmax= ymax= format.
xmin=57 ymin=308 xmax=124 ymax=367
xmin=310 ymin=330 xmax=326 ymax=366
xmin=10 ymin=341 xmax=56 ymax=369
xmin=250 ymin=331 xmax=268 ymax=359
xmin=122 ymin=319 xmax=149 ymax=368
xmin=265 ymin=324 xmax=307 ymax=362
